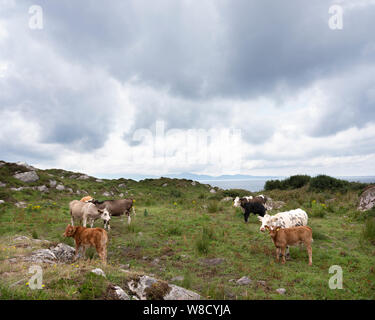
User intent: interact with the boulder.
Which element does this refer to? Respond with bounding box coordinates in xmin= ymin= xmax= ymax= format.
xmin=102 ymin=191 xmax=111 ymax=197
xmin=191 ymin=181 xmax=196 ymax=186
xmin=162 ymin=183 xmax=168 ymax=187
xmin=127 ymin=275 xmax=200 ymax=300
xmin=56 ymin=184 xmax=65 ymax=191
xmin=23 ymin=249 xmax=57 ymax=264
xmin=37 ymin=185 xmax=49 ymax=193
xmin=49 ymin=180 xmax=57 ymax=187
xmin=50 ymin=243 xmax=76 ymax=263
xmin=358 ymin=186 xmax=375 ymax=211
xmin=0 ymin=182 xmax=6 ymax=187
xmin=13 ymin=171 xmax=39 ymax=183
xmin=15 ymin=201 xmax=27 ymax=208
xmin=77 ymin=174 xmax=90 ymax=180
xmin=210 ymin=189 xmax=216 ymax=193
xmin=276 ymin=288 xmax=286 ymax=295
xmin=0 ymin=200 xmax=5 ymax=205
xmin=236 ymin=276 xmax=252 ymax=285
xmin=96 ymin=179 xmax=103 ymax=183
xmin=265 ymin=198 xmax=286 ymax=211
xmin=106 ymin=285 xmax=130 ymax=300
xmin=118 ymin=183 xmax=126 ymax=188
xmin=91 ymin=268 xmax=106 ymax=277
xmin=16 ymin=161 xmax=35 ymax=170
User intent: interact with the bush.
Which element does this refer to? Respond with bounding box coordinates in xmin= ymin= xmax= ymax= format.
xmin=79 ymin=273 xmax=108 ymax=300
xmin=265 ymin=175 xmax=310 ymax=191
xmin=195 ymin=227 xmax=214 ymax=255
xmin=207 ymin=201 xmax=219 ymax=213
xmin=309 ymin=175 xmax=349 ymax=192
xmin=310 ymin=200 xmax=327 ymax=218
xmin=31 ymin=230 xmax=39 ymax=239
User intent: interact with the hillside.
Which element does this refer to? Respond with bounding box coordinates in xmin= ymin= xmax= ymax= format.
xmin=0 ymin=160 xmax=375 ymax=300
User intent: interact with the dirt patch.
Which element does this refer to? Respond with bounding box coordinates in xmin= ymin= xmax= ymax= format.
xmin=160 ymin=246 xmax=174 ymax=256
xmin=121 ymin=246 xmax=143 ymax=260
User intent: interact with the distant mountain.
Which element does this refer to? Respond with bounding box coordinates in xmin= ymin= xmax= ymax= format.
xmin=163 ymin=172 xmax=285 ymax=181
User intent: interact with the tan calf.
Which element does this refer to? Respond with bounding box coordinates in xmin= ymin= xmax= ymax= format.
xmin=267 ymin=225 xmax=313 ymax=265
xmin=63 ymin=225 xmax=108 ymax=264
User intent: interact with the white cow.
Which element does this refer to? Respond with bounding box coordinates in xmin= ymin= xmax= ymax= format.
xmin=258 ymin=208 xmax=308 ymax=232
xmin=69 ymin=200 xmax=111 ymax=230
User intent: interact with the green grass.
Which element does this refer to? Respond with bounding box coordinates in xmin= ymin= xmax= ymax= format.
xmin=0 ymin=162 xmax=375 ymax=299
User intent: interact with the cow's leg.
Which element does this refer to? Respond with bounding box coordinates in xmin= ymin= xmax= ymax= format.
xmin=244 ymin=211 xmax=250 ymax=223
xmin=90 ymin=219 xmax=94 ymax=228
xmin=285 ymin=246 xmax=291 ymax=260
xmin=127 ymin=213 xmax=131 ymax=225
xmin=82 ymin=217 xmax=87 ymax=228
xmin=71 ymin=216 xmax=74 ymax=226
xmin=73 ymin=243 xmax=80 ymax=261
xmin=275 ymin=247 xmax=280 ymax=262
xmin=281 ymin=247 xmax=286 ymax=264
xmin=307 ymin=244 xmax=312 ymax=266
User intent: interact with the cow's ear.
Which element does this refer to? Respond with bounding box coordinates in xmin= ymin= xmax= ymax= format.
xmin=264 ymin=225 xmax=269 ymax=230
xmin=98 ymin=209 xmax=103 ymax=213
xmin=257 ymin=216 xmax=263 ymax=221
xmin=276 ymin=227 xmax=281 ymax=231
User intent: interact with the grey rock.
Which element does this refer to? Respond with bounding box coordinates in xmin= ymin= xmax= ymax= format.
xmin=119 ymin=193 xmax=124 ymax=197
xmin=37 ymin=185 xmax=49 ymax=193
xmin=162 ymin=183 xmax=168 ymax=187
xmin=106 ymin=285 xmax=130 ymax=300
xmin=67 ymin=188 xmax=73 ymax=193
xmin=15 ymin=201 xmax=27 ymax=208
xmin=127 ymin=275 xmax=200 ymax=300
xmin=23 ymin=249 xmax=57 ymax=264
xmin=50 ymin=243 xmax=76 ymax=263
xmin=13 ymin=171 xmax=39 ymax=183
xmin=276 ymin=288 xmax=286 ymax=295
xmin=358 ymin=186 xmax=375 ymax=211
xmin=91 ymin=268 xmax=106 ymax=277
xmin=0 ymin=182 xmax=6 ymax=187
xmin=11 ymin=187 xmax=25 ymax=191
xmin=56 ymin=184 xmax=65 ymax=191
xmin=200 ymin=258 xmax=225 ymax=266
xmin=118 ymin=183 xmax=126 ymax=188
xmin=102 ymin=191 xmax=111 ymax=197
xmin=236 ymin=276 xmax=252 ymax=285
xmin=0 ymin=200 xmax=5 ymax=204
xmin=210 ymin=189 xmax=216 ymax=193
xmin=96 ymin=179 xmax=103 ymax=183
xmin=191 ymin=181 xmax=196 ymax=186
xmin=77 ymin=174 xmax=90 ymax=180
xmin=49 ymin=180 xmax=57 ymax=187
xmin=16 ymin=161 xmax=35 ymax=170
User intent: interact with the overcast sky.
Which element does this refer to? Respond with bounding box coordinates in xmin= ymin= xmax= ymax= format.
xmin=0 ymin=0 xmax=374 ymax=178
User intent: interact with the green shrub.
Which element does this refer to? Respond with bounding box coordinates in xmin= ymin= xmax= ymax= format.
xmin=170 ymin=189 xmax=182 ymax=198
xmin=79 ymin=273 xmax=108 ymax=300
xmin=310 ymin=200 xmax=327 ymax=218
xmin=309 ymin=175 xmax=349 ymax=192
xmin=265 ymin=175 xmax=310 ymax=191
xmin=31 ymin=230 xmax=39 ymax=239
xmin=195 ymin=227 xmax=213 ymax=255
xmin=207 ymin=201 xmax=219 ymax=213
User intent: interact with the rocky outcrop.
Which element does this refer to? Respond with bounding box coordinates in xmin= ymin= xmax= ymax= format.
xmin=13 ymin=171 xmax=39 ymax=183
xmin=265 ymin=197 xmax=286 ymax=211
xmin=106 ymin=284 xmax=130 ymax=300
xmin=358 ymin=186 xmax=375 ymax=211
xmin=56 ymin=184 xmax=65 ymax=191
xmin=23 ymin=242 xmax=78 ymax=264
xmin=127 ymin=275 xmax=200 ymax=300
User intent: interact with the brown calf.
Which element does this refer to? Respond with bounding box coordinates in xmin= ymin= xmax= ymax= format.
xmin=267 ymin=225 xmax=313 ymax=265
xmin=63 ymin=225 xmax=108 ymax=264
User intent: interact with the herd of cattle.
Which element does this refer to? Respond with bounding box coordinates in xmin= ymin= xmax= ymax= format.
xmin=63 ymin=193 xmax=313 ymax=266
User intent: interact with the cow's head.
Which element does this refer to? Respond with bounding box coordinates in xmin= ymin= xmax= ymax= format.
xmin=63 ymin=224 xmax=77 ymax=237
xmin=233 ymin=197 xmax=241 ymax=207
xmin=258 ymin=214 xmax=272 ymax=232
xmin=99 ymin=208 xmax=111 ymax=222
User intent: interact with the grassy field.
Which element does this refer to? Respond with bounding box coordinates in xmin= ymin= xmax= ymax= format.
xmin=0 ymin=162 xmax=375 ymax=300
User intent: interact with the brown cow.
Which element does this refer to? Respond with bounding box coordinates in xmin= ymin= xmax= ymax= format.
xmin=63 ymin=225 xmax=108 ymax=264
xmin=267 ymin=225 xmax=313 ymax=265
